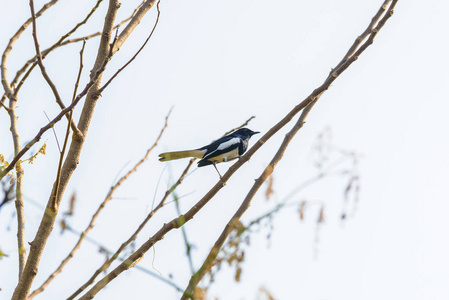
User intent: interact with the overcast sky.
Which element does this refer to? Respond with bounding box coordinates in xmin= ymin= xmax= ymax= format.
xmin=1 ymin=0 xmax=449 ymax=299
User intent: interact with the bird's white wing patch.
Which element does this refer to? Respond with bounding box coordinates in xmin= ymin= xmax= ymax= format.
xmin=204 ymin=137 xmax=240 ymax=159
xmin=217 ymin=138 xmax=240 ymax=150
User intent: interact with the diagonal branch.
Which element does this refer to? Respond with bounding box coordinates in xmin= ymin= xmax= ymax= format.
xmin=113 ymin=0 xmax=158 ymax=54
xmin=68 ymin=159 xmax=193 ymax=300
xmin=0 ymin=42 xmax=113 ymax=181
xmin=29 ymin=108 xmax=171 ymax=299
xmin=181 ymin=100 xmax=318 ymax=298
xmin=78 ymin=0 xmax=398 ymax=298
xmin=98 ymin=0 xmax=161 ymax=94
xmin=0 ymin=0 xmax=145 ymax=111
xmin=182 ymin=0 xmax=398 ymax=296
xmin=11 ymin=1 xmax=122 ymax=299
xmin=29 ymin=0 xmax=82 ymax=138
xmin=3 ymin=1 xmax=61 ymax=280
xmin=1 ymin=0 xmax=59 ymax=101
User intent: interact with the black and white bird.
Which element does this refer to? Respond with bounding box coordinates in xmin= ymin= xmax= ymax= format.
xmin=158 ymin=128 xmax=259 ymax=178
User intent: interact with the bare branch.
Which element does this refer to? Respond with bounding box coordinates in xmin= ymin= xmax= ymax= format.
xmin=173 ymin=189 xmax=196 ymax=275
xmin=0 ymin=0 xmax=60 ymax=276
xmin=29 ymin=0 xmax=82 ymax=137
xmin=0 ymin=31 xmax=116 ymax=181
xmin=30 ymin=106 xmax=170 ymax=299
xmin=99 ymin=0 xmax=161 ymax=94
xmin=1 ymin=0 xmax=143 ymax=109
xmin=79 ymin=1 xmax=398 ymax=298
xmin=68 ymin=158 xmax=193 ymax=300
xmin=11 ymin=1 xmax=121 ymax=298
xmin=8 ymin=92 xmax=26 ymax=279
xmin=182 ymin=1 xmax=399 ymax=296
xmin=113 ymin=0 xmax=158 ymax=54
xmin=224 ymin=116 xmax=256 ymax=136
xmin=181 ymin=100 xmax=318 ymax=298
xmin=1 ymin=0 xmax=59 ymax=101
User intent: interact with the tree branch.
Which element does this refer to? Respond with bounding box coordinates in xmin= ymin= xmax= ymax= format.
xmin=181 ymin=100 xmax=318 ymax=298
xmin=68 ymin=158 xmax=193 ymax=299
xmin=29 ymin=0 xmax=82 ymax=138
xmin=182 ymin=0 xmax=398 ymax=296
xmin=0 ymin=0 xmax=144 ymax=110
xmin=30 ymin=107 xmax=170 ymax=299
xmin=1 ymin=0 xmax=59 ymax=101
xmin=78 ymin=0 xmax=398 ymax=298
xmin=10 ymin=1 xmax=121 ymax=299
xmin=98 ymin=0 xmax=161 ymax=94
xmin=113 ymin=0 xmax=158 ymax=54
xmin=8 ymin=82 xmax=26 ymax=280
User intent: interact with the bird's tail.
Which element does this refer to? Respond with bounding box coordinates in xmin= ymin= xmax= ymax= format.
xmin=158 ymin=149 xmax=205 ymax=161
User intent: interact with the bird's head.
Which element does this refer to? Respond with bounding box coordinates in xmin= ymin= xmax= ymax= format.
xmin=233 ymin=128 xmax=260 ymax=139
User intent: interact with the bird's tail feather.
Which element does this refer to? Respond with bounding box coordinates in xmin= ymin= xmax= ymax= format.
xmin=159 ymin=149 xmax=205 ymax=161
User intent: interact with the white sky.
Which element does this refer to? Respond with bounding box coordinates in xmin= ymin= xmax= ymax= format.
xmin=1 ymin=0 xmax=449 ymax=299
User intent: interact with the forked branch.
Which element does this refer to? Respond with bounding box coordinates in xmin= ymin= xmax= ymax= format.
xmin=79 ymin=1 xmax=398 ymax=298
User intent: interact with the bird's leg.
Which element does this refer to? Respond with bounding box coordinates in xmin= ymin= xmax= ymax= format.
xmin=213 ymin=162 xmax=223 ymax=179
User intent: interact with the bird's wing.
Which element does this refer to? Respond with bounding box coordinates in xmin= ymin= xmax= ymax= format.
xmin=201 ymin=137 xmax=241 ymax=161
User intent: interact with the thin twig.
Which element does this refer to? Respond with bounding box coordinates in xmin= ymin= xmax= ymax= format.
xmin=0 ymin=1 xmax=57 ymax=278
xmin=0 ymin=0 xmax=145 ymax=110
xmin=78 ymin=1 xmax=398 ymax=298
xmin=1 ymin=0 xmax=59 ymax=101
xmin=8 ymin=81 xmax=26 ymax=280
xmin=11 ymin=1 xmax=121 ymax=298
xmin=30 ymin=107 xmax=170 ymax=299
xmin=173 ymin=190 xmax=196 ymax=275
xmin=98 ymin=0 xmax=161 ymax=94
xmin=29 ymin=0 xmax=82 ymax=137
xmin=68 ymin=157 xmax=193 ymax=300
xmin=224 ymin=116 xmax=255 ymax=136
xmin=10 ymin=0 xmax=103 ymax=104
xmin=28 ymin=42 xmax=87 ymax=299
xmin=43 ymin=111 xmax=61 ymax=153
xmin=0 ymin=31 xmax=116 ymax=181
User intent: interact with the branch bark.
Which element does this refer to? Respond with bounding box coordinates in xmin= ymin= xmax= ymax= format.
xmin=29 ymin=108 xmax=171 ymax=299
xmin=29 ymin=0 xmax=82 ymax=139
xmin=1 ymin=0 xmax=59 ymax=101
xmin=78 ymin=0 xmax=398 ymax=298
xmin=11 ymin=1 xmax=121 ymax=299
xmin=181 ymin=99 xmax=318 ymax=299
xmin=181 ymin=0 xmax=398 ymax=297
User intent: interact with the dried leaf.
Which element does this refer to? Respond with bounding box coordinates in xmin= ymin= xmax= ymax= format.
xmin=317 ymin=206 xmax=325 ymax=224
xmin=64 ymin=192 xmax=77 ymax=216
xmin=193 ymin=287 xmax=207 ymax=300
xmin=259 ymin=287 xmax=276 ymax=300
xmin=298 ymin=201 xmax=307 ymax=221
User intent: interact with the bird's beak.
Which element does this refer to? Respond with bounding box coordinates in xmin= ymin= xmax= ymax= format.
xmin=252 ymin=131 xmax=260 ymax=135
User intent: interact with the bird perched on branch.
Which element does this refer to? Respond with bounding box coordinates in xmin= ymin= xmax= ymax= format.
xmin=158 ymin=128 xmax=259 ymax=178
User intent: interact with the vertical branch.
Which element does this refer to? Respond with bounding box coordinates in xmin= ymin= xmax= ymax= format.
xmin=8 ymin=94 xmax=26 ymax=279
xmin=173 ymin=191 xmax=196 ymax=275
xmin=29 ymin=0 xmax=81 ymax=137
xmin=11 ymin=1 xmax=121 ymax=299
xmin=1 ymin=2 xmax=60 ymax=278
xmin=29 ymin=106 xmax=169 ymax=299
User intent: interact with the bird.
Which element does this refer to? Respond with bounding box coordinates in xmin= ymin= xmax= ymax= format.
xmin=158 ymin=128 xmax=260 ymax=178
